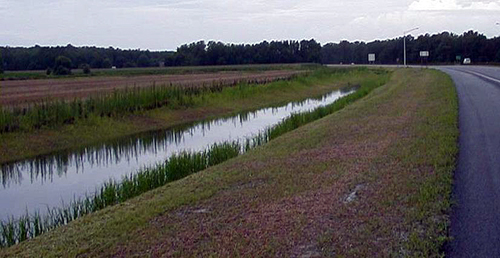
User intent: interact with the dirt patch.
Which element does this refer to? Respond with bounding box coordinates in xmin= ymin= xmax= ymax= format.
xmin=0 ymin=70 xmax=304 ymax=107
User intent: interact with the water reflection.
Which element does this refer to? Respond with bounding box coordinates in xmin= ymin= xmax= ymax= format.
xmin=0 ymin=87 xmax=356 ymax=220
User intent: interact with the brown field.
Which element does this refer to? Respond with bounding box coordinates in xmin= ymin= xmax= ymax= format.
xmin=0 ymin=70 xmax=304 ymax=107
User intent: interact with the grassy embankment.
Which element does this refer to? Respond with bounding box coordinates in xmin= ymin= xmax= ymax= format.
xmin=0 ymin=68 xmax=458 ymax=257
xmin=0 ymin=67 xmax=384 ymax=164
xmin=0 ymin=72 xmax=388 ymax=247
xmin=0 ymin=63 xmax=317 ymax=81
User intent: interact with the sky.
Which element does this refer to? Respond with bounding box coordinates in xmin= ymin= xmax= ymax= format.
xmin=0 ymin=0 xmax=499 ymax=50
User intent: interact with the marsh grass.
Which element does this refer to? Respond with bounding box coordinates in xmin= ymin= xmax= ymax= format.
xmin=0 ymin=142 xmax=241 ymax=247
xmin=0 ymin=67 xmax=390 ymax=248
xmin=1 ymin=81 xmax=244 ymax=133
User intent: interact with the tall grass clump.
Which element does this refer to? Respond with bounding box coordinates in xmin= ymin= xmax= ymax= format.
xmin=0 ymin=67 xmax=375 ymax=134
xmin=0 ymin=142 xmax=241 ymax=247
xmin=0 ymin=84 xmax=215 ymax=133
xmin=0 ymin=68 xmax=390 ymax=248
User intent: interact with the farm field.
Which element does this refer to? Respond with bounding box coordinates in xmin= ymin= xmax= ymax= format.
xmin=0 ymin=63 xmax=314 ymax=81
xmin=0 ymin=68 xmax=458 ymax=256
xmin=0 ymin=67 xmax=379 ymax=164
xmin=0 ymin=70 xmax=304 ymax=107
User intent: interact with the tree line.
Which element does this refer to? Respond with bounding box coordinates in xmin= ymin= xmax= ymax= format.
xmin=322 ymin=30 xmax=500 ymax=65
xmin=0 ymin=30 xmax=499 ymax=72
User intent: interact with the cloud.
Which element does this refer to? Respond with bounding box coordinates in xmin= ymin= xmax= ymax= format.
xmin=409 ymin=0 xmax=500 ymax=10
xmin=0 ymin=0 xmax=499 ymax=50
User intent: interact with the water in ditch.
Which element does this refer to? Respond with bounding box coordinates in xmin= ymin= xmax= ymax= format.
xmin=0 ymin=87 xmax=355 ymax=221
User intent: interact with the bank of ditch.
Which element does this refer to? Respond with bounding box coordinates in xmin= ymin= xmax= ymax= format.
xmin=0 ymin=70 xmax=388 ymax=248
xmin=0 ymin=68 xmax=458 ymax=257
xmin=0 ymin=67 xmax=389 ymax=164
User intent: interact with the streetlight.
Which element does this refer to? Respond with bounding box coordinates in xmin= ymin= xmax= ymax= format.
xmin=404 ymin=27 xmax=419 ymax=67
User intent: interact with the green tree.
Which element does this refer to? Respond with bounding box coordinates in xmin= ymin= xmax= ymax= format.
xmin=53 ymin=56 xmax=72 ymax=75
xmin=0 ymin=50 xmax=3 ymax=74
xmin=82 ymin=64 xmax=91 ymax=74
xmin=102 ymin=58 xmax=112 ymax=69
xmin=137 ymin=54 xmax=150 ymax=67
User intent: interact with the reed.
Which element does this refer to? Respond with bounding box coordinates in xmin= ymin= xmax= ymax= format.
xmin=0 ymin=67 xmax=371 ymax=134
xmin=0 ymin=142 xmax=241 ymax=247
xmin=0 ymin=74 xmax=298 ymax=134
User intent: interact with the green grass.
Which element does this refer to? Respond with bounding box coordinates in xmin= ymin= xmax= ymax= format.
xmin=0 ymin=72 xmax=389 ymax=248
xmin=400 ymin=71 xmax=458 ymax=256
xmin=0 ymin=67 xmax=389 ymax=164
xmin=0 ymin=73 xmax=296 ymax=133
xmin=0 ymin=63 xmax=319 ymax=81
xmin=0 ymin=142 xmax=241 ymax=248
xmin=0 ymin=68 xmax=459 ymax=257
xmin=0 ymin=67 xmax=357 ymax=134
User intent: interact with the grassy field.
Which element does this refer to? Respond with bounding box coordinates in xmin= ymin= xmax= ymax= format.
xmin=0 ymin=67 xmax=386 ymax=164
xmin=0 ymin=68 xmax=458 ymax=257
xmin=0 ymin=63 xmax=317 ymax=81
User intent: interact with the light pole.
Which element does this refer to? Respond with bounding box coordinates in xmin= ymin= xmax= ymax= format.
xmin=404 ymin=27 xmax=419 ymax=67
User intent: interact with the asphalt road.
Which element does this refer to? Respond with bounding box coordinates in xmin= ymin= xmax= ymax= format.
xmin=437 ymin=66 xmax=500 ymax=257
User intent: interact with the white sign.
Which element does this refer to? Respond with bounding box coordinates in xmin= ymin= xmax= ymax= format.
xmin=368 ymin=53 xmax=376 ymax=62
xmin=420 ymin=51 xmax=429 ymax=57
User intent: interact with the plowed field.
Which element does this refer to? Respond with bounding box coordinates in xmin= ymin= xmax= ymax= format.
xmin=0 ymin=70 xmax=304 ymax=107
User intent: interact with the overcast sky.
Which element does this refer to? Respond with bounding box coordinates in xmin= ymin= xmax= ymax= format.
xmin=1 ymin=0 xmax=499 ymax=50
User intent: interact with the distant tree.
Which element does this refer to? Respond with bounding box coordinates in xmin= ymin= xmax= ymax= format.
xmin=1 ymin=31 xmax=499 ymax=71
xmin=299 ymin=39 xmax=321 ymax=63
xmin=124 ymin=61 xmax=137 ymax=68
xmin=27 ymin=62 xmax=38 ymax=70
xmin=102 ymin=58 xmax=112 ymax=69
xmin=81 ymin=64 xmax=91 ymax=74
xmin=46 ymin=67 xmax=52 ymax=75
xmin=53 ymin=56 xmax=72 ymax=75
xmin=114 ymin=56 xmax=126 ymax=68
xmin=137 ymin=54 xmax=151 ymax=67
xmin=0 ymin=51 xmax=3 ymax=74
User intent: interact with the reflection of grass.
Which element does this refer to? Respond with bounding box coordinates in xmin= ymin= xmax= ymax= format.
xmin=0 ymin=73 xmax=388 ymax=248
xmin=0 ymin=67 xmax=389 ymax=164
xmin=0 ymin=69 xmax=458 ymax=257
xmin=0 ymin=142 xmax=241 ymax=248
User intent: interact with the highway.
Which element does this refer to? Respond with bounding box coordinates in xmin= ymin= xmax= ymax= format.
xmin=438 ymin=66 xmax=500 ymax=257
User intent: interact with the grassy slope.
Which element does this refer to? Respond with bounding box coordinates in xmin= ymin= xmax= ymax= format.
xmin=0 ymin=68 xmax=458 ymax=257
xmin=0 ymin=68 xmax=382 ymax=164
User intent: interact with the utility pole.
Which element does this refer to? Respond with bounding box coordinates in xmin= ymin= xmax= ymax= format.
xmin=404 ymin=27 xmax=419 ymax=67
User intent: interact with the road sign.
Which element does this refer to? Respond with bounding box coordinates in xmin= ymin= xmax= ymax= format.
xmin=420 ymin=51 xmax=429 ymax=57
xmin=368 ymin=53 xmax=375 ymax=62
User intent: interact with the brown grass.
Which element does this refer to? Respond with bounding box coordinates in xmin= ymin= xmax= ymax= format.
xmin=0 ymin=70 xmax=304 ymax=107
